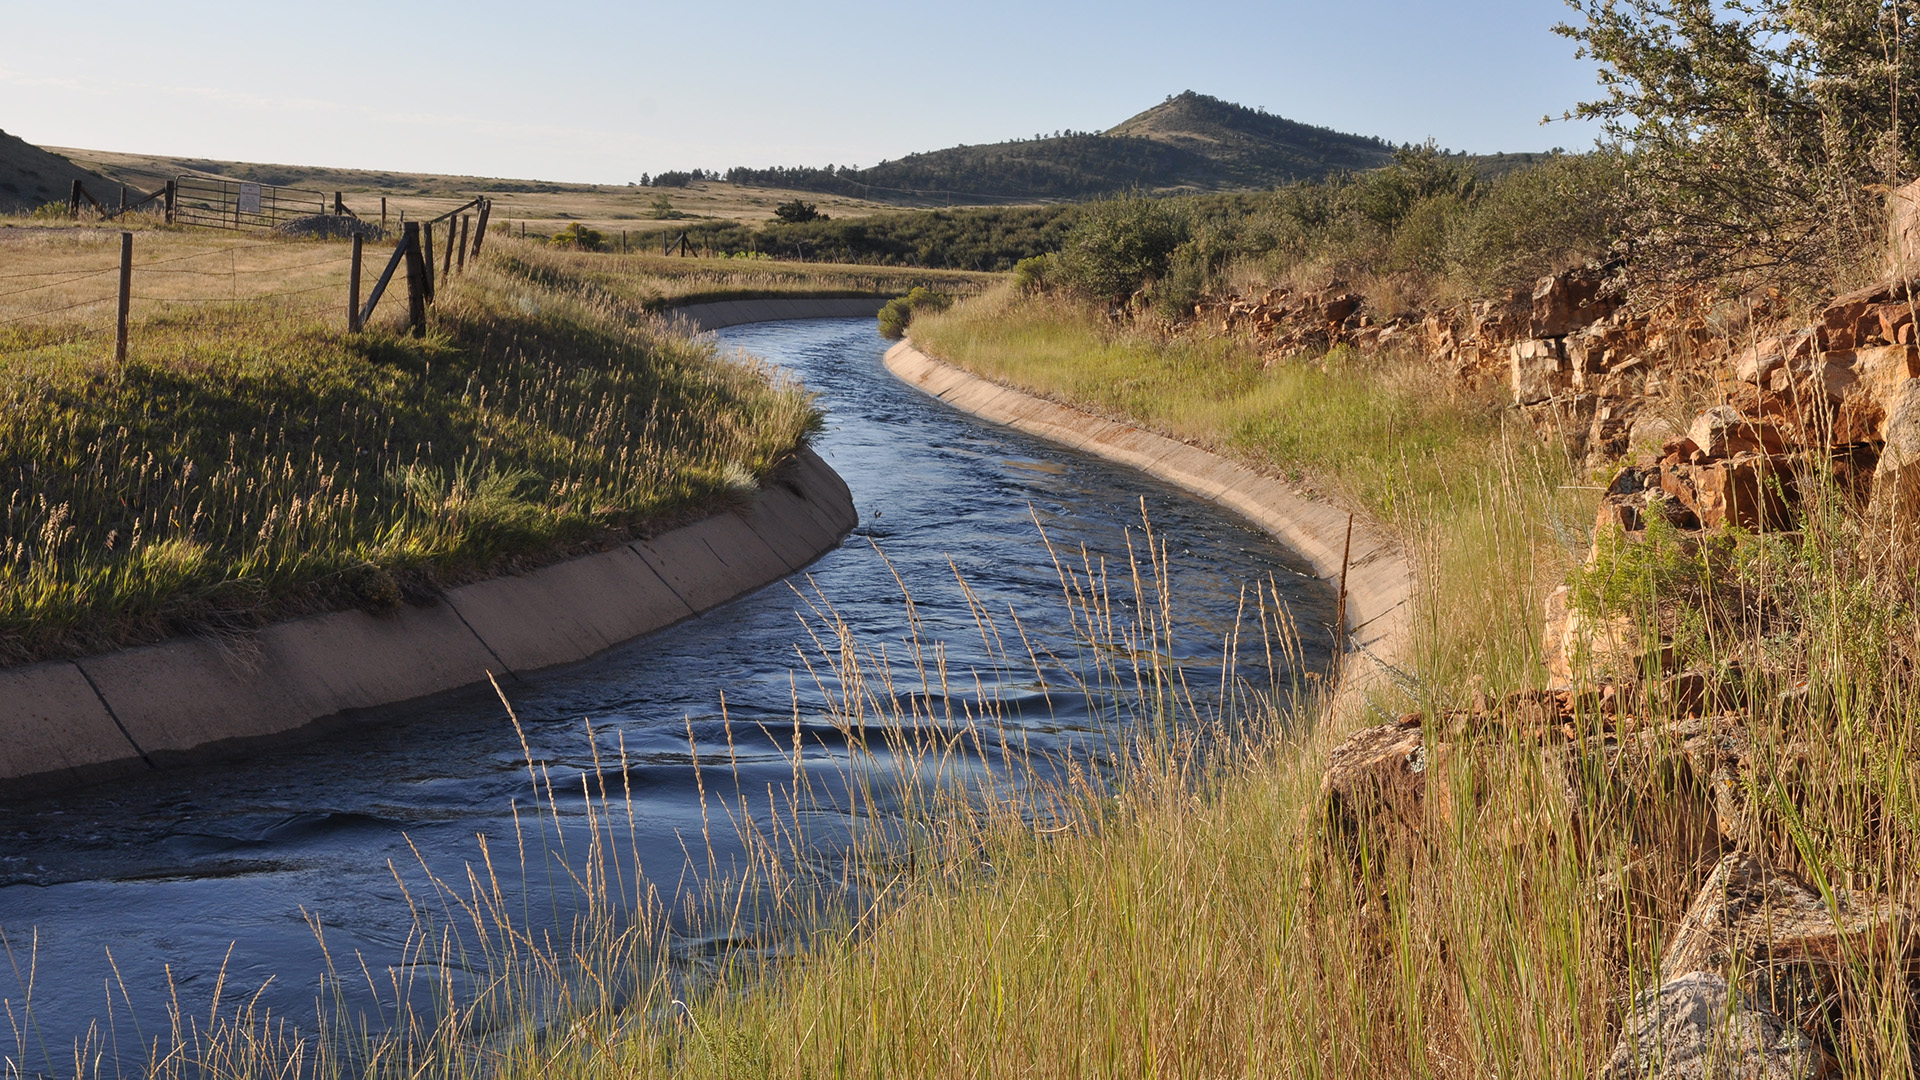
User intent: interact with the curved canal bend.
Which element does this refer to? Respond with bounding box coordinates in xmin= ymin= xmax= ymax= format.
xmin=0 ymin=318 xmax=1335 ymax=1069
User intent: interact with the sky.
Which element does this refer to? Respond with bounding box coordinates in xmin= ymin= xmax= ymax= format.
xmin=1 ymin=0 xmax=1603 ymax=184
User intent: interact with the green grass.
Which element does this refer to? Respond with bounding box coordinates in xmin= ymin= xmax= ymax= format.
xmin=910 ymin=285 xmax=1527 ymax=526
xmin=0 ymin=233 xmax=827 ymax=665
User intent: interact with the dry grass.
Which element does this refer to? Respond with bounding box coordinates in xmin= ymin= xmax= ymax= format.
xmin=47 ymin=147 xmax=948 ymax=241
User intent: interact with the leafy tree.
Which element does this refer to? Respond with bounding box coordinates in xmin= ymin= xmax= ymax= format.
xmin=1558 ymin=0 xmax=1920 ymax=286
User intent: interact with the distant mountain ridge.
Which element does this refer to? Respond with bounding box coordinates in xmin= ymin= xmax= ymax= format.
xmin=725 ymin=91 xmax=1400 ymax=202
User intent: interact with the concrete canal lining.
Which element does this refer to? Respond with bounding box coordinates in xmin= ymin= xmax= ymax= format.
xmin=0 ymin=298 xmax=895 ymax=796
xmin=882 ymin=339 xmax=1413 ymax=680
xmin=0 ymin=448 xmax=856 ymax=797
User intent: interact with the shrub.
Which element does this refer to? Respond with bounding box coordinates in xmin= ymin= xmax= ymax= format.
xmin=773 ymin=199 xmax=825 ymax=224
xmin=549 ymin=222 xmax=605 ymax=251
xmin=878 ymin=286 xmax=953 ymax=339
xmin=1054 ymin=198 xmax=1189 ymax=303
xmin=1011 ymin=254 xmax=1055 ymax=293
xmin=1559 ymin=0 xmax=1920 ymax=287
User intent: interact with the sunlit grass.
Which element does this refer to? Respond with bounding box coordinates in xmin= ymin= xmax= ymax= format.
xmin=0 ymin=229 xmax=823 ymax=664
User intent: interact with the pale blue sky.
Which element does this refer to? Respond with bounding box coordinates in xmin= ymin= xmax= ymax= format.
xmin=2 ymin=0 xmax=1600 ymax=183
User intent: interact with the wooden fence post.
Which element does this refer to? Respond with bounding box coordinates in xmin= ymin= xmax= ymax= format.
xmin=348 ymin=233 xmax=364 ymax=333
xmin=115 ymin=232 xmax=132 ymax=363
xmin=470 ymin=198 xmax=491 ymax=258
xmin=118 ymin=185 xmax=127 ymax=214
xmin=419 ymin=221 xmax=436 ymax=304
xmin=164 ymin=180 xmax=176 ymax=223
xmin=402 ymin=222 xmax=427 ymax=338
xmin=381 ymin=197 xmax=388 ymax=231
xmin=441 ymin=218 xmax=455 ymax=279
xmin=456 ymin=214 xmax=470 ymax=272
xmin=69 ymin=179 xmax=82 ymax=219
xmin=358 ymin=229 xmax=410 ymax=328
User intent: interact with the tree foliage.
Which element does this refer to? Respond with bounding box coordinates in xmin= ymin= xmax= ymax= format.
xmin=1558 ymin=0 xmax=1920 ymax=286
xmin=773 ymin=199 xmax=825 ymax=224
xmin=1054 ymin=199 xmax=1190 ymax=303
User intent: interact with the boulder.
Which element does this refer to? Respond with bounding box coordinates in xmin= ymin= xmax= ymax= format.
xmin=1890 ymin=176 xmax=1920 ymax=277
xmin=1317 ymin=715 xmax=1427 ymax=843
xmin=1868 ymin=379 xmax=1920 ymax=545
xmin=1663 ymin=454 xmax=1795 ymax=530
xmin=1511 ymin=338 xmax=1566 ymax=404
xmin=1604 ymin=971 xmax=1829 ymax=1080
xmin=1532 ymin=267 xmax=1620 ymax=337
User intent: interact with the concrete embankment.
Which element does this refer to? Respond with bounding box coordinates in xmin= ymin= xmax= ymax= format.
xmin=883 ymin=340 xmax=1412 ymax=680
xmin=1 ymin=447 xmax=856 ymax=796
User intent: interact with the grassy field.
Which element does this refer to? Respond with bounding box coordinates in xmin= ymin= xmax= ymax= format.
xmin=47 ymin=147 xmax=935 ymax=241
xmin=0 ymin=221 xmax=963 ymax=665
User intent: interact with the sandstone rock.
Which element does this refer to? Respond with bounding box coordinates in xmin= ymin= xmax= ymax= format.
xmin=1630 ymin=415 xmax=1683 ymax=452
xmin=1890 ymin=176 xmax=1920 ymax=277
xmin=1318 ymin=715 xmax=1427 ymax=842
xmin=1826 ymin=345 xmax=1918 ymax=413
xmin=1543 ymin=585 xmax=1573 ymax=683
xmin=1688 ymin=406 xmax=1746 ymax=458
xmin=1664 ymin=454 xmax=1795 ymax=530
xmin=1735 ymin=332 xmax=1813 ymax=384
xmin=1658 ymin=852 xmax=1912 ymax=1048
xmin=1686 ymin=407 xmax=1786 ymax=459
xmin=1510 ymin=338 xmax=1566 ymax=404
xmin=1604 ymin=971 xmax=1829 ymax=1080
xmin=1532 ymin=267 xmax=1621 ymax=338
xmin=1868 ymin=379 xmax=1920 ymax=544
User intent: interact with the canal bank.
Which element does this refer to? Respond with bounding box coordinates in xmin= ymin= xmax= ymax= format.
xmin=0 ymin=298 xmax=901 ymax=796
xmin=883 ymin=338 xmax=1412 ymax=690
xmin=0 ymin=447 xmax=856 ymax=795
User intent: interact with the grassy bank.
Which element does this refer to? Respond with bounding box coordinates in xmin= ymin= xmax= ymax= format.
xmin=608 ymin=291 xmax=1619 ymax=1076
xmin=22 ymin=263 xmax=1920 ymax=1076
xmin=0 ymin=226 xmax=899 ymax=665
xmin=640 ymin=297 xmax=1920 ymax=1075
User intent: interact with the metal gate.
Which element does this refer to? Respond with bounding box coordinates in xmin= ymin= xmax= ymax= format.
xmin=169 ymin=174 xmax=333 ymax=231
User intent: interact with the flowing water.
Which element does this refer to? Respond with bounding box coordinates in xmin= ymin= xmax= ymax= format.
xmin=0 ymin=318 xmax=1334 ymax=1073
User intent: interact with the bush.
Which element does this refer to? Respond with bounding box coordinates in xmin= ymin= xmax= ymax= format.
xmin=1011 ymin=254 xmax=1055 ymax=293
xmin=773 ymin=199 xmax=826 ymax=224
xmin=1054 ymin=198 xmax=1189 ymax=303
xmin=549 ymin=222 xmax=605 ymax=251
xmin=1559 ymin=0 xmax=1920 ymax=286
xmin=877 ymin=286 xmax=953 ymax=340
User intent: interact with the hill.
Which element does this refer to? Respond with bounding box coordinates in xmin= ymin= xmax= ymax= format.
xmin=0 ymin=130 xmax=119 ymax=213
xmin=45 ymin=146 xmax=908 ymax=238
xmin=726 ymin=91 xmax=1399 ymax=202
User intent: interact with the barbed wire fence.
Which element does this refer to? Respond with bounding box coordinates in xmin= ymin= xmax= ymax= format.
xmin=0 ymin=197 xmax=492 ymax=360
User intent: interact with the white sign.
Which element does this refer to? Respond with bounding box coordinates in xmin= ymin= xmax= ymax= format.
xmin=237 ymin=182 xmax=262 ymax=215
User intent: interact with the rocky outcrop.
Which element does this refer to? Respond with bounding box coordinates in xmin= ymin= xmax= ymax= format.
xmin=1316 ymin=700 xmax=1911 ymax=1076
xmin=1605 ymin=971 xmax=1830 ymax=1080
